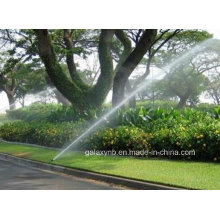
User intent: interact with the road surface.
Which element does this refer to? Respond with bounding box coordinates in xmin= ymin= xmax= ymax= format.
xmin=0 ymin=159 xmax=121 ymax=190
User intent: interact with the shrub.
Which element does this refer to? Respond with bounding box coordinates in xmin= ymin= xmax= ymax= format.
xmin=7 ymin=103 xmax=61 ymax=122
xmin=0 ymin=121 xmax=87 ymax=148
xmin=88 ymin=107 xmax=220 ymax=161
xmin=85 ymin=121 xmax=220 ymax=161
xmin=113 ymin=107 xmax=213 ymax=128
xmin=0 ymin=114 xmax=18 ymax=126
xmin=111 ymin=107 xmax=151 ymax=127
xmin=86 ymin=126 xmax=150 ymax=152
xmin=137 ymin=100 xmax=177 ymax=109
xmin=197 ymin=103 xmax=219 ymax=112
xmin=1 ymin=106 xmax=220 ymax=161
xmin=46 ymin=106 xmax=103 ymax=122
xmin=146 ymin=119 xmax=220 ymax=161
xmin=196 ymin=104 xmax=220 ymax=119
xmin=7 ymin=103 xmax=108 ymax=123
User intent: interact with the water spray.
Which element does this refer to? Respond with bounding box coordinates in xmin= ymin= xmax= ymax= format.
xmin=51 ymin=78 xmax=156 ymax=161
xmin=49 ymin=39 xmax=215 ymax=161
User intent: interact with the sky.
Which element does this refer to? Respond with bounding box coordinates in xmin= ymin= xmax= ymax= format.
xmin=1 ymin=29 xmax=220 ymax=113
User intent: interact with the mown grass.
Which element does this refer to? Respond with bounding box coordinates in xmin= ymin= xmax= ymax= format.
xmin=0 ymin=142 xmax=220 ymax=190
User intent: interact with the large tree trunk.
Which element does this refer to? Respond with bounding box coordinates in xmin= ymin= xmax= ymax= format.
xmin=63 ymin=29 xmax=89 ymax=89
xmin=177 ymin=96 xmax=188 ymax=108
xmin=34 ymin=29 xmax=115 ymax=112
xmin=54 ymin=89 xmax=70 ymax=106
xmin=87 ymin=30 xmax=115 ymax=108
xmin=7 ymin=93 xmax=16 ymax=110
xmin=112 ymin=73 xmax=129 ymax=107
xmin=129 ymin=96 xmax=136 ymax=108
xmin=126 ymin=81 xmax=136 ymax=108
xmin=213 ymin=91 xmax=220 ymax=105
xmin=177 ymin=85 xmax=193 ymax=108
xmin=112 ymin=29 xmax=157 ymax=107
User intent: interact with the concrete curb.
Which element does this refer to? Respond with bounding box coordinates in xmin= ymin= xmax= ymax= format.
xmin=0 ymin=153 xmax=183 ymax=190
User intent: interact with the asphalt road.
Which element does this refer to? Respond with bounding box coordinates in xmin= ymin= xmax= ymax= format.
xmin=0 ymin=159 xmax=120 ymax=190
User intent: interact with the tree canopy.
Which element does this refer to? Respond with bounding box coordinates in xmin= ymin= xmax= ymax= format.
xmin=0 ymin=29 xmax=219 ymax=111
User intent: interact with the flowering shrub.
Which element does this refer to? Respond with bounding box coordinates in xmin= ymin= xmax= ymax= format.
xmin=1 ymin=107 xmax=220 ymax=161
xmin=86 ymin=126 xmax=150 ymax=151
xmin=0 ymin=121 xmax=86 ymax=148
xmin=86 ymin=112 xmax=220 ymax=161
xmin=146 ymin=119 xmax=220 ymax=161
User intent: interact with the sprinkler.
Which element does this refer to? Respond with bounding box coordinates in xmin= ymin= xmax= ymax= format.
xmin=51 ymin=38 xmax=212 ymax=161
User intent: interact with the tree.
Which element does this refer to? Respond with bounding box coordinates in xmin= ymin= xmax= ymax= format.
xmin=112 ymin=29 xmax=157 ymax=106
xmin=0 ymin=29 xmax=39 ymax=109
xmin=34 ymin=29 xmax=115 ymax=112
xmin=205 ymin=71 xmax=220 ymax=105
xmin=78 ymin=54 xmax=100 ymax=86
xmin=153 ymin=65 xmax=209 ymax=107
xmin=0 ymin=60 xmax=47 ymax=109
xmin=34 ymin=29 xmax=158 ymax=111
xmin=125 ymin=29 xmax=182 ymax=108
xmin=13 ymin=63 xmax=47 ymax=107
xmin=0 ymin=57 xmax=20 ymax=110
xmin=151 ymin=30 xmax=220 ymax=107
xmin=0 ymin=29 xmax=158 ymax=110
xmin=0 ymin=29 xmax=105 ymax=109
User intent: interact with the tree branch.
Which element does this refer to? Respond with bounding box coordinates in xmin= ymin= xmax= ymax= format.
xmin=114 ymin=30 xmax=132 ymax=74
xmin=89 ymin=29 xmax=115 ymax=105
xmin=63 ymin=29 xmax=90 ymax=90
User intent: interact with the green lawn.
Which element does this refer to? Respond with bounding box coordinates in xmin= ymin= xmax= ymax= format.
xmin=0 ymin=142 xmax=220 ymax=189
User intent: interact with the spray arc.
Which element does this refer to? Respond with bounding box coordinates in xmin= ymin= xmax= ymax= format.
xmin=51 ymin=39 xmax=212 ymax=161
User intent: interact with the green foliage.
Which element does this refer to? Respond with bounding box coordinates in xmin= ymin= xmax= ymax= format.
xmin=87 ymin=115 xmax=220 ymax=161
xmin=46 ymin=106 xmax=80 ymax=122
xmin=101 ymin=107 xmax=220 ymax=161
xmin=196 ymin=104 xmax=220 ymax=119
xmin=50 ymin=29 xmax=98 ymax=59
xmin=154 ymin=30 xmax=212 ymax=66
xmin=2 ymin=103 xmax=220 ymax=161
xmin=47 ymin=106 xmax=100 ymax=122
xmin=146 ymin=118 xmax=220 ymax=161
xmin=0 ymin=121 xmax=86 ymax=148
xmin=136 ymin=100 xmax=177 ymax=109
xmin=6 ymin=103 xmax=108 ymax=123
xmin=149 ymin=29 xmax=220 ymax=107
xmin=86 ymin=126 xmax=149 ymax=151
xmin=7 ymin=103 xmax=61 ymax=122
xmin=205 ymin=72 xmax=220 ymax=105
xmin=0 ymin=114 xmax=18 ymax=126
xmin=0 ymin=30 xmax=46 ymax=106
xmin=144 ymin=63 xmax=210 ymax=108
xmin=14 ymin=63 xmax=47 ymax=101
xmin=113 ymin=106 xmax=219 ymax=127
xmin=112 ymin=107 xmax=151 ymax=127
xmin=196 ymin=103 xmax=219 ymax=111
xmin=212 ymin=107 xmax=220 ymax=119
